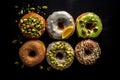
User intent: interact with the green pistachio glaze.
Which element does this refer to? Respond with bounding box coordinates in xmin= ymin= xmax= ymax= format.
xmin=20 ymin=16 xmax=44 ymax=38
xmin=76 ymin=12 xmax=103 ymax=38
xmin=46 ymin=41 xmax=74 ymax=70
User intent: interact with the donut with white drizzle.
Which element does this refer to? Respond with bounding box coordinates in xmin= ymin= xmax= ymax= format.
xmin=46 ymin=11 xmax=75 ymax=39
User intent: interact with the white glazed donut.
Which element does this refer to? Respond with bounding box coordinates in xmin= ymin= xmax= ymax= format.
xmin=46 ymin=11 xmax=75 ymax=39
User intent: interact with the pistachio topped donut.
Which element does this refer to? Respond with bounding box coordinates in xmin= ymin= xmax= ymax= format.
xmin=46 ymin=41 xmax=74 ymax=70
xmin=46 ymin=11 xmax=75 ymax=39
xmin=76 ymin=12 xmax=103 ymax=38
xmin=18 ymin=12 xmax=45 ymax=38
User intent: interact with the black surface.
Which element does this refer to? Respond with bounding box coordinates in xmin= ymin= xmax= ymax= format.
xmin=1 ymin=0 xmax=119 ymax=79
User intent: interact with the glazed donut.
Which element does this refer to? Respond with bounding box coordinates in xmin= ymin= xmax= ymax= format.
xmin=18 ymin=12 xmax=45 ymax=38
xmin=46 ymin=11 xmax=75 ymax=39
xmin=46 ymin=41 xmax=74 ymax=70
xmin=76 ymin=12 xmax=103 ymax=38
xmin=75 ymin=39 xmax=101 ymax=65
xmin=19 ymin=40 xmax=46 ymax=67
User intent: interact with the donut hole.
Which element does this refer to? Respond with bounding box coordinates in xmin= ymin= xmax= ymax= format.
xmin=57 ymin=18 xmax=64 ymax=30
xmin=86 ymin=23 xmax=94 ymax=30
xmin=85 ymin=49 xmax=91 ymax=55
xmin=56 ymin=52 xmax=63 ymax=60
xmin=29 ymin=51 xmax=36 ymax=57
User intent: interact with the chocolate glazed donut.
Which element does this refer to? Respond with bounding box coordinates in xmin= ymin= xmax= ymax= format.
xmin=75 ymin=39 xmax=101 ymax=65
xmin=19 ymin=40 xmax=46 ymax=67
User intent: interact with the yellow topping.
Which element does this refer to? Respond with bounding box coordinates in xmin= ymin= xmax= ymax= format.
xmin=14 ymin=61 xmax=19 ymax=65
xmin=62 ymin=26 xmax=73 ymax=39
xmin=39 ymin=65 xmax=44 ymax=70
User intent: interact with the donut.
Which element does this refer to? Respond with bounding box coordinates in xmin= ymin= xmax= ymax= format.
xmin=46 ymin=41 xmax=74 ymax=70
xmin=19 ymin=40 xmax=46 ymax=67
xmin=75 ymin=39 xmax=101 ymax=65
xmin=76 ymin=12 xmax=103 ymax=38
xmin=18 ymin=12 xmax=45 ymax=38
xmin=46 ymin=11 xmax=75 ymax=39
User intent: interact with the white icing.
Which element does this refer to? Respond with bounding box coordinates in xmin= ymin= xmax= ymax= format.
xmin=47 ymin=11 xmax=75 ymax=39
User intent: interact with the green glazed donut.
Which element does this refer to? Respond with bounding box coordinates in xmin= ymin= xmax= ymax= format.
xmin=46 ymin=41 xmax=74 ymax=70
xmin=76 ymin=12 xmax=103 ymax=38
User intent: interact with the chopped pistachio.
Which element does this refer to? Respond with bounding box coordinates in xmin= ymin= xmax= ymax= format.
xmin=56 ymin=42 xmax=60 ymax=45
xmin=15 ymin=5 xmax=18 ymax=8
xmin=92 ymin=18 xmax=95 ymax=21
xmin=60 ymin=45 xmax=64 ymax=49
xmin=24 ymin=26 xmax=27 ymax=29
xmin=32 ymin=29 xmax=36 ymax=32
xmin=23 ymin=18 xmax=27 ymax=21
xmin=51 ymin=61 xmax=54 ymax=64
xmin=24 ymin=31 xmax=27 ymax=33
xmin=42 ymin=6 xmax=48 ymax=9
xmin=31 ymin=23 xmax=35 ymax=27
xmin=67 ymin=48 xmax=71 ymax=51
xmin=35 ymin=25 xmax=40 ymax=28
xmin=22 ymin=23 xmax=25 ymax=27
xmin=64 ymin=44 xmax=68 ymax=47
xmin=28 ymin=10 xmax=31 ymax=13
xmin=30 ymin=17 xmax=34 ymax=21
xmin=26 ymin=25 xmax=30 ymax=28
xmin=27 ymin=4 xmax=30 ymax=7
xmin=50 ymin=56 xmax=55 ymax=60
xmin=58 ymin=64 xmax=63 ymax=67
xmin=20 ymin=19 xmax=23 ymax=23
xmin=38 ymin=31 xmax=41 ymax=35
xmin=20 ymin=9 xmax=23 ymax=14
xmin=21 ymin=29 xmax=25 ymax=33
xmin=14 ymin=61 xmax=19 ymax=65
xmin=66 ymin=51 xmax=71 ymax=54
xmin=33 ymin=19 xmax=36 ymax=22
xmin=37 ymin=12 xmax=39 ymax=13
xmin=39 ymin=65 xmax=44 ymax=70
xmin=47 ymin=67 xmax=52 ymax=71
xmin=93 ymin=27 xmax=98 ymax=32
xmin=94 ymin=21 xmax=97 ymax=25
xmin=30 ymin=7 xmax=35 ymax=11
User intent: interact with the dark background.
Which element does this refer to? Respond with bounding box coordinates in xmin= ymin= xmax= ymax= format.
xmin=1 ymin=0 xmax=119 ymax=79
